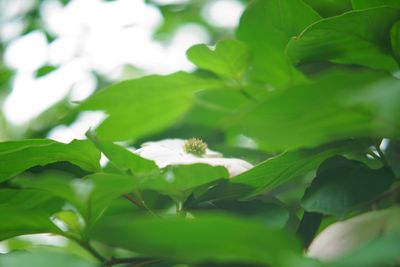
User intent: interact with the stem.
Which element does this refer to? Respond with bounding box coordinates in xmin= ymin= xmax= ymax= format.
xmin=79 ymin=240 xmax=106 ymax=263
xmin=175 ymin=202 xmax=186 ymax=217
xmin=123 ymin=193 xmax=161 ymax=218
xmin=62 ymin=233 xmax=106 ymax=263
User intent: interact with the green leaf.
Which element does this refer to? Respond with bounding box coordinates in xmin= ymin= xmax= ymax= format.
xmin=34 ymin=65 xmax=57 ymax=78
xmin=231 ymin=149 xmax=337 ymax=198
xmin=16 ymin=165 xmax=226 ymax=216
xmin=54 ymin=210 xmax=83 ymax=233
xmin=86 ymin=132 xmax=159 ymax=175
xmin=209 ymin=200 xmax=289 ymax=229
xmin=237 ymin=70 xmax=400 ymax=152
xmin=0 ymin=64 xmax=13 ymax=92
xmin=351 ymin=0 xmax=400 ymax=9
xmin=79 ymin=72 xmax=223 ymax=141
xmin=0 ymin=139 xmax=101 ymax=182
xmin=287 ymin=7 xmax=400 ymax=71
xmin=183 ymin=89 xmax=248 ymax=127
xmin=301 ymin=156 xmax=394 ymax=217
xmin=236 ymin=0 xmax=321 ymax=88
xmin=0 ymin=207 xmax=60 ymax=241
xmin=0 ymin=250 xmax=96 ymax=267
xmin=192 ymin=141 xmax=369 ymax=202
xmin=303 ymin=0 xmax=352 ymax=17
xmin=141 ymin=163 xmax=229 ymax=203
xmin=391 ymin=20 xmax=400 ymax=63
xmin=186 ymin=40 xmax=250 ymax=80
xmin=15 ymin=173 xmax=139 ymax=226
xmin=0 ymin=188 xmax=60 ymax=212
xmin=90 ymin=213 xmax=301 ymax=265
xmin=86 ymin=174 xmax=138 ymax=222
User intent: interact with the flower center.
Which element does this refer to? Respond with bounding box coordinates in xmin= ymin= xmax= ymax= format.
xmin=184 ymin=138 xmax=207 ymax=156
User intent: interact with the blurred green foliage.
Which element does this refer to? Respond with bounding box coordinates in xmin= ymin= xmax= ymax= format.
xmin=0 ymin=0 xmax=400 ymax=266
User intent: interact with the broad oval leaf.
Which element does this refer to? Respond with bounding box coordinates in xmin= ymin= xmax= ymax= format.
xmin=236 ymin=70 xmax=400 ymax=152
xmin=192 ymin=140 xmax=369 ymax=202
xmin=287 ymin=7 xmax=400 ymax=71
xmin=186 ymin=39 xmax=250 ymax=80
xmin=301 ymin=156 xmax=394 ymax=217
xmin=90 ymin=213 xmax=301 ymax=266
xmin=303 ymin=0 xmax=352 ymax=17
xmin=0 ymin=208 xmax=60 ymax=241
xmin=14 ymin=173 xmax=139 ymax=226
xmin=0 ymin=188 xmax=60 ymax=211
xmin=237 ymin=0 xmax=321 ymax=88
xmin=391 ymin=20 xmax=400 ymax=63
xmin=141 ymin=163 xmax=229 ymax=203
xmin=0 ymin=139 xmax=101 ymax=182
xmin=0 ymin=250 xmax=96 ymax=267
xmin=79 ymin=72 xmax=223 ymax=141
xmin=351 ymin=0 xmax=400 ymax=9
xmin=203 ymin=200 xmax=290 ymax=229
xmin=87 ymin=133 xmax=159 ymax=175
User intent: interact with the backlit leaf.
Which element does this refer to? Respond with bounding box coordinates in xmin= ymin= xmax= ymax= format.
xmin=187 ymin=39 xmax=250 ymax=80
xmin=237 ymin=0 xmax=321 ymax=88
xmin=79 ymin=72 xmax=223 ymax=141
xmin=0 ymin=139 xmax=101 ymax=182
xmin=287 ymin=7 xmax=400 ymax=71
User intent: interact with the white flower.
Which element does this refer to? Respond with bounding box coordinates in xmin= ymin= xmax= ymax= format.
xmin=307 ymin=207 xmax=400 ymax=261
xmin=134 ymin=138 xmax=253 ymax=177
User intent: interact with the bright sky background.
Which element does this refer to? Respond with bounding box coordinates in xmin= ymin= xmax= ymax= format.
xmin=1 ymin=0 xmax=244 ymax=142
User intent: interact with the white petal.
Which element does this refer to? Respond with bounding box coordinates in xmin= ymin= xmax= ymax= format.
xmin=307 ymin=207 xmax=400 ymax=261
xmin=133 ymin=138 xmax=253 ymax=177
xmin=140 ymin=138 xmax=186 ymax=152
xmin=200 ymin=157 xmax=253 ymax=176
